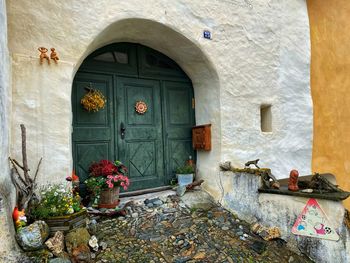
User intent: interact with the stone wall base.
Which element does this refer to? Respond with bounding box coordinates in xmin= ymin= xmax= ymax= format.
xmin=221 ymin=172 xmax=350 ymax=263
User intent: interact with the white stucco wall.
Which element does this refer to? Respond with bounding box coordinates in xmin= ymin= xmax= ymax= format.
xmin=6 ymin=0 xmax=312 ymax=198
xmin=0 ymin=0 xmax=18 ymax=259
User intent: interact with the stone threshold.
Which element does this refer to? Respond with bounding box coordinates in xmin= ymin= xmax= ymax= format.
xmin=120 ymin=189 xmax=176 ymax=207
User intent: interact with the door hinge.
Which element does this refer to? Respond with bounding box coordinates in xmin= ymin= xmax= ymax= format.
xmin=192 ymin=98 xmax=195 ymax=109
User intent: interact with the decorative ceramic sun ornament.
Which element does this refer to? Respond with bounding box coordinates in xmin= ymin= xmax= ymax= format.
xmin=135 ymin=101 xmax=147 ymax=114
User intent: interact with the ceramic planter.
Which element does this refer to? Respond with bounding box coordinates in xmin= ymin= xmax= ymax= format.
xmin=176 ymin=173 xmax=194 ymax=186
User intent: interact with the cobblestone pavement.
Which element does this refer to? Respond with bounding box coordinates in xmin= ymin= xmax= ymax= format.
xmin=91 ymin=194 xmax=312 ymax=263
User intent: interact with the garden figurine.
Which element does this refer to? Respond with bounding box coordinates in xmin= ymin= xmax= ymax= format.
xmin=288 ymin=169 xmax=299 ymax=192
xmin=38 ymin=47 xmax=50 ymax=64
xmin=12 ymin=207 xmax=27 ymax=230
xmin=50 ymin=47 xmax=59 ymax=63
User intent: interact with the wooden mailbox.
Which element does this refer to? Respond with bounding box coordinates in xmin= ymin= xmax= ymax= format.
xmin=192 ymin=124 xmax=211 ymax=151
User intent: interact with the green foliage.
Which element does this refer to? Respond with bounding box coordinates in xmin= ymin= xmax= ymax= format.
xmin=176 ymin=164 xmax=195 ymax=174
xmin=84 ymin=176 xmax=106 ymax=197
xmin=31 ymin=184 xmax=82 ymax=219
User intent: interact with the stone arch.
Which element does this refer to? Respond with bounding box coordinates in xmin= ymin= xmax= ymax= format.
xmin=73 ymin=18 xmax=221 ymax=195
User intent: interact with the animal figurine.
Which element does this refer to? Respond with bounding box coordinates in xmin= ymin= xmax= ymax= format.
xmin=245 ymin=159 xmax=260 ymax=169
xmin=50 ymin=48 xmax=59 ymax=63
xmin=288 ymin=169 xmax=300 ymax=191
xmin=12 ymin=207 xmax=27 ymax=230
xmin=38 ymin=47 xmax=50 ymax=64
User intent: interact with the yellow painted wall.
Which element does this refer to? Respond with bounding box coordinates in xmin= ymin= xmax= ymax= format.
xmin=307 ymin=0 xmax=350 ymax=210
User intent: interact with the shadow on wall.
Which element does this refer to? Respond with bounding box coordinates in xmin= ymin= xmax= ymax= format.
xmin=72 ymin=18 xmax=223 ymax=197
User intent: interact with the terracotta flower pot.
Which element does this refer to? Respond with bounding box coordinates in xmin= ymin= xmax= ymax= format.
xmin=98 ymin=187 xmax=120 ymax=209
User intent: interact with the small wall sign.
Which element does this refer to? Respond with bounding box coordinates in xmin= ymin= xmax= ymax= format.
xmin=203 ymin=30 xmax=212 ymax=40
xmin=292 ymin=198 xmax=339 ymax=241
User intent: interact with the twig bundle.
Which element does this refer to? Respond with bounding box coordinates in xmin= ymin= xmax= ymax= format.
xmin=9 ymin=124 xmax=42 ymax=210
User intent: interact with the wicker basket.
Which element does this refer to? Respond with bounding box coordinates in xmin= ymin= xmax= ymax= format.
xmin=98 ymin=187 xmax=120 ymax=209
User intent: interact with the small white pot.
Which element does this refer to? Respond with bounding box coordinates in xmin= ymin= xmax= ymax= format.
xmin=176 ymin=173 xmax=194 ymax=186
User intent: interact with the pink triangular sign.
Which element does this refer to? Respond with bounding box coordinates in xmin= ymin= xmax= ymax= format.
xmin=292 ymin=198 xmax=339 ymax=241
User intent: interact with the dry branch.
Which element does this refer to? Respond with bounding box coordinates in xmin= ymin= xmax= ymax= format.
xmin=9 ymin=124 xmax=42 ymax=210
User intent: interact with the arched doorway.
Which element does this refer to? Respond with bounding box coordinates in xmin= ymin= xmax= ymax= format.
xmin=72 ymin=43 xmax=195 ymax=192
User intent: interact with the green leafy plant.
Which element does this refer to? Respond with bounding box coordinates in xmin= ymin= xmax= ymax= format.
xmin=31 ymin=184 xmax=82 ymax=219
xmin=176 ymin=164 xmax=195 ymax=174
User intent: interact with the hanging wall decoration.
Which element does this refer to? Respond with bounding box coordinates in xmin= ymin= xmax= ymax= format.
xmin=292 ymin=198 xmax=339 ymax=241
xmin=80 ymin=85 xmax=106 ymax=112
xmin=135 ymin=101 xmax=148 ymax=114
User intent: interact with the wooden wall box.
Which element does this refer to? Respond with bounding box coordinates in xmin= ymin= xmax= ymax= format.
xmin=192 ymin=124 xmax=211 ymax=151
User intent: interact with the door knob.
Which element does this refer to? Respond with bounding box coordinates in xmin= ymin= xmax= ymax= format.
xmin=120 ymin=122 xmax=126 ymax=139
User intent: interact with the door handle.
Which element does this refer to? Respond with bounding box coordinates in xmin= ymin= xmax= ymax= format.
xmin=120 ymin=122 xmax=126 ymax=139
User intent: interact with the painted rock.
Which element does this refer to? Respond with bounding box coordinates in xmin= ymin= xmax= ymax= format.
xmin=16 ymin=220 xmax=49 ymax=251
xmin=45 ymin=231 xmax=65 ymax=256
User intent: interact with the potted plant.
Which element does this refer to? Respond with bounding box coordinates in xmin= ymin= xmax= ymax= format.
xmin=85 ymin=160 xmax=130 ymax=208
xmin=30 ymin=184 xmax=86 ymax=234
xmin=176 ymin=164 xmax=195 ymax=186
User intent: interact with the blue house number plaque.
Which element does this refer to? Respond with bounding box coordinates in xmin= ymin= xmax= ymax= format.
xmin=203 ymin=30 xmax=211 ymax=40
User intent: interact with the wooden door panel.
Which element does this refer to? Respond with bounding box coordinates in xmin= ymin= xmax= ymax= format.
xmin=163 ymin=81 xmax=195 ymax=181
xmin=73 ymin=79 xmax=110 ymax=126
xmin=117 ymin=77 xmax=165 ymax=191
xmin=167 ymin=89 xmax=191 ymax=125
xmin=74 ymin=143 xmax=111 ymax=183
xmin=127 ymin=140 xmax=157 ymax=178
xmin=72 ymin=73 xmax=114 ymax=184
xmin=125 ymin=84 xmax=155 ymax=126
xmin=72 ymin=127 xmax=112 ymax=141
xmin=168 ymin=140 xmax=193 ymax=176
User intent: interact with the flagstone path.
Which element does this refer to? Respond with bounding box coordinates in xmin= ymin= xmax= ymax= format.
xmin=90 ymin=193 xmax=312 ymax=263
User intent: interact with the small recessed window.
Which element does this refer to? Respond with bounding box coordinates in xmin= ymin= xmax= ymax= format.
xmin=93 ymin=52 xmax=115 ymax=62
xmin=260 ymin=105 xmax=272 ymax=132
xmin=93 ymin=51 xmax=128 ymax=64
xmin=114 ymin=52 xmax=128 ymax=64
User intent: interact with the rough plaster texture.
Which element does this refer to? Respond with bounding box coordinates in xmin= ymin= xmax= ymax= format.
xmin=307 ymin=0 xmax=350 ymax=210
xmin=6 ymin=1 xmax=312 ymax=198
xmin=0 ymin=0 xmax=19 ymax=259
xmin=222 ymin=172 xmax=350 ymax=263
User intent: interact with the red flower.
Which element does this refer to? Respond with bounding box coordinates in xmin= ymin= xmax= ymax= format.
xmin=89 ymin=160 xmax=117 ymax=177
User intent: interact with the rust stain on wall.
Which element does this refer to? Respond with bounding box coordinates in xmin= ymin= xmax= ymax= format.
xmin=307 ymin=0 xmax=350 ymax=209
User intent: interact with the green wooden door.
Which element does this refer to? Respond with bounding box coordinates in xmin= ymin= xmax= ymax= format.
xmin=116 ymin=77 xmax=165 ymax=191
xmin=72 ymin=43 xmax=195 ymax=192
